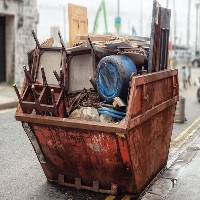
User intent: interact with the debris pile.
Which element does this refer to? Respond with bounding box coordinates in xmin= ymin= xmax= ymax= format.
xmin=14 ymin=30 xmax=150 ymax=123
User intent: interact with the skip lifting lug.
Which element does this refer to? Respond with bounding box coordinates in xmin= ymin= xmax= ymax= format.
xmin=143 ymin=95 xmax=149 ymax=101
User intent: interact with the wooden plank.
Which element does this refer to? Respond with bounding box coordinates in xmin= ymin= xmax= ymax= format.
xmin=158 ymin=7 xmax=171 ymax=71
xmin=68 ymin=3 xmax=88 ymax=47
xmin=76 ymin=34 xmax=110 ymax=42
xmin=148 ymin=0 xmax=160 ymax=72
xmin=68 ymin=54 xmax=93 ymax=92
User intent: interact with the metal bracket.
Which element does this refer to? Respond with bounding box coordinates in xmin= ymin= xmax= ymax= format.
xmin=22 ymin=122 xmax=46 ymax=163
xmin=117 ymin=134 xmax=133 ymax=178
xmin=58 ymin=174 xmax=118 ymax=195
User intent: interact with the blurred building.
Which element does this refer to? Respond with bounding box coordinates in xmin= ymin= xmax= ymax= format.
xmin=0 ymin=0 xmax=38 ymax=86
xmin=169 ymin=45 xmax=191 ymax=68
xmin=50 ymin=26 xmax=60 ymax=46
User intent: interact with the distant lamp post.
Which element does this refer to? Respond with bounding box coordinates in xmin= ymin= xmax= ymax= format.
xmin=187 ymin=0 xmax=191 ymax=48
xmin=114 ymin=0 xmax=121 ymax=35
xmin=140 ymin=0 xmax=143 ymax=36
xmin=195 ymin=3 xmax=200 ymax=55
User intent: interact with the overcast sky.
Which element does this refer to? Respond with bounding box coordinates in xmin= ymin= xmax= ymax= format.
xmin=37 ymin=0 xmax=200 ymax=48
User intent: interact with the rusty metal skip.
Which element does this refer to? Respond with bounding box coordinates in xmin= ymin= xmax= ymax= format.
xmin=15 ymin=69 xmax=179 ymax=195
xmin=14 ymin=1 xmax=178 ymax=196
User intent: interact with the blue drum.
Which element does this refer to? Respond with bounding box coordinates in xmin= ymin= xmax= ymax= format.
xmin=96 ymin=55 xmax=137 ymax=103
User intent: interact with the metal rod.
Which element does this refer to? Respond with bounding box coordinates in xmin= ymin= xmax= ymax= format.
xmin=89 ymin=76 xmax=97 ymax=90
xmin=53 ymin=70 xmax=61 ymax=83
xmin=23 ymin=65 xmax=34 ymax=83
xmin=88 ymin=35 xmax=95 ymax=54
xmin=51 ymin=89 xmax=56 ymax=106
xmin=41 ymin=66 xmax=48 ymax=86
xmin=13 ymin=84 xmax=21 ymax=101
xmin=31 ymin=30 xmax=40 ymax=48
xmin=60 ymin=68 xmax=63 ymax=84
xmin=88 ymin=36 xmax=96 ymax=80
xmin=51 ymin=89 xmax=59 ymax=117
xmin=31 ymin=85 xmax=43 ymax=115
xmin=58 ymin=30 xmax=66 ymax=50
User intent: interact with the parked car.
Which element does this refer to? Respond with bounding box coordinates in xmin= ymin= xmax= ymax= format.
xmin=197 ymin=87 xmax=200 ymax=102
xmin=196 ymin=77 xmax=200 ymax=102
xmin=192 ymin=57 xmax=200 ymax=67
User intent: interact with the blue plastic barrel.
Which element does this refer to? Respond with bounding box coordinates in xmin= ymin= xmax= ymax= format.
xmin=96 ymin=55 xmax=137 ymax=103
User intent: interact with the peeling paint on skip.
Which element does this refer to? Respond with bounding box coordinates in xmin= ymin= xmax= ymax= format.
xmin=133 ymin=89 xmax=137 ymax=98
xmin=89 ymin=143 xmax=103 ymax=152
xmin=92 ymin=133 xmax=110 ymax=142
xmin=88 ymin=133 xmax=110 ymax=152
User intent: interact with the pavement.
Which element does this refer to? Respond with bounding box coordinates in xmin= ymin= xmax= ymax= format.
xmin=0 ymin=83 xmax=19 ymax=110
xmin=0 ymin=82 xmax=200 ymax=199
xmin=141 ymin=135 xmax=200 ymax=200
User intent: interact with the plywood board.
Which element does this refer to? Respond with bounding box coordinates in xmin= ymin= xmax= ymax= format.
xmin=68 ymin=3 xmax=88 ymax=47
xmin=69 ymin=54 xmax=93 ymax=91
xmin=37 ymin=51 xmax=61 ymax=85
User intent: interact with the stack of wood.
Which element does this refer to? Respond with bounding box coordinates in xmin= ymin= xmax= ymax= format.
xmin=73 ymin=34 xmax=149 ymax=68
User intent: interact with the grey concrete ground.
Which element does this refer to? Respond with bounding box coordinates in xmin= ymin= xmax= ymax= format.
xmin=0 ymin=110 xmax=109 ymax=200
xmin=141 ymin=133 xmax=200 ymax=200
xmin=166 ymin=138 xmax=200 ymax=200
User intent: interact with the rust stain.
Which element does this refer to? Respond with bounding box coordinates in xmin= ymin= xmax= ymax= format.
xmin=89 ymin=143 xmax=103 ymax=152
xmin=88 ymin=133 xmax=110 ymax=152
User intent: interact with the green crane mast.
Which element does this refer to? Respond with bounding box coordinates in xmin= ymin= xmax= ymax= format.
xmin=93 ymin=0 xmax=108 ymax=34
